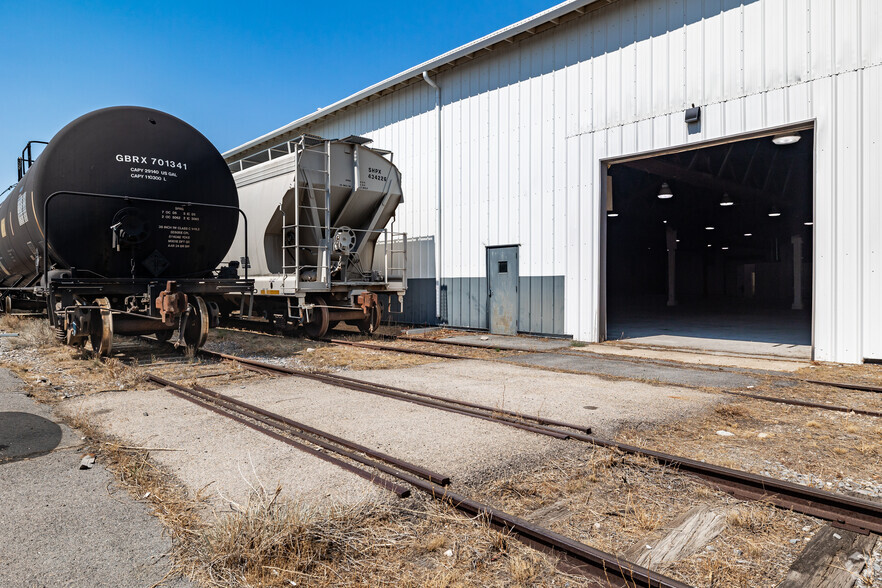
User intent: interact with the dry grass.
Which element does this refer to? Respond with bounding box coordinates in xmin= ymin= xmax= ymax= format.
xmin=183 ymin=484 xmax=587 ymax=588
xmin=0 ymin=313 xmax=59 ymax=349
xmin=478 ymin=447 xmax=817 ymax=588
xmin=187 ymin=485 xmax=381 ymax=587
xmin=725 ymin=506 xmax=775 ymax=533
xmin=294 ymin=344 xmax=438 ymax=371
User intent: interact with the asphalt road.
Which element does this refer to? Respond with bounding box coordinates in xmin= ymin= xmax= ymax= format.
xmin=0 ymin=369 xmax=190 ymax=587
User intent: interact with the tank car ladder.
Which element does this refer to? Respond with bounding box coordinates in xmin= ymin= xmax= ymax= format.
xmin=281 ymin=136 xmax=331 ymax=321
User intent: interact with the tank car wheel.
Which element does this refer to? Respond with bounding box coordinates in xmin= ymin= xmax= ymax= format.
xmin=303 ymin=296 xmax=329 ymax=339
xmin=183 ymin=296 xmax=210 ymax=350
xmin=355 ymin=305 xmax=382 ymax=336
xmin=89 ymin=298 xmax=114 ymax=357
xmin=61 ymin=297 xmax=90 ymax=348
xmin=154 ymin=330 xmax=173 ymax=343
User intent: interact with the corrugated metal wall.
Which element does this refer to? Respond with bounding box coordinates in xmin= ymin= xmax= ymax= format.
xmin=298 ymin=0 xmax=881 ymax=361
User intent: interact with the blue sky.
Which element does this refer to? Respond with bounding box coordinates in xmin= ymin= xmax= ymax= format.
xmin=0 ymin=0 xmax=557 ymax=186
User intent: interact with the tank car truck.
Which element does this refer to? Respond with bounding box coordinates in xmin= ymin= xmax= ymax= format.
xmin=0 ymin=106 xmax=253 ymax=355
xmin=224 ymin=135 xmax=407 ymax=338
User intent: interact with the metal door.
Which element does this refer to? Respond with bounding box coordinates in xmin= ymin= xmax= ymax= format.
xmin=487 ymin=246 xmax=519 ymax=335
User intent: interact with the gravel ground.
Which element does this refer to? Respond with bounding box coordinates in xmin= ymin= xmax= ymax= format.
xmin=350 ymin=359 xmax=722 ymax=437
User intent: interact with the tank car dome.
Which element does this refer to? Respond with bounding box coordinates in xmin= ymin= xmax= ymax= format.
xmin=0 ymin=106 xmax=239 ymax=281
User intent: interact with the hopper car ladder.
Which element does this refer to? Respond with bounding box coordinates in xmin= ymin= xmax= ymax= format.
xmin=281 ymin=136 xmax=331 ymax=322
xmin=282 ymin=136 xmax=331 ymax=289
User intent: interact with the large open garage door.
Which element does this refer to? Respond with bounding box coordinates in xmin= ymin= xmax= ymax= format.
xmin=605 ymin=128 xmax=814 ymax=358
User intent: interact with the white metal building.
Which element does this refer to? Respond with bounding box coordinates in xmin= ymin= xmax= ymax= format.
xmin=224 ymin=0 xmax=882 ymax=364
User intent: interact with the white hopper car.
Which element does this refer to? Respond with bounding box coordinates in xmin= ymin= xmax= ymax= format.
xmin=223 ymin=135 xmax=407 ymax=338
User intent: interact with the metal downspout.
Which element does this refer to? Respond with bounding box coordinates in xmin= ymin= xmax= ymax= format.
xmin=422 ymin=71 xmax=442 ymax=324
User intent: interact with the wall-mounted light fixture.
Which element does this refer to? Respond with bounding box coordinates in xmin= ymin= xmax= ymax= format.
xmin=772 ymin=132 xmax=801 ymax=145
xmin=657 ymin=182 xmax=673 ymax=199
xmin=685 ymin=105 xmax=701 ymax=124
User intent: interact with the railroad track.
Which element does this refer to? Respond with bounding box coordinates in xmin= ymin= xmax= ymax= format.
xmin=397 ymin=334 xmax=882 ymax=395
xmin=191 ymin=350 xmax=882 ymax=536
xmin=325 ymin=335 xmax=882 ymax=419
xmin=145 ymin=371 xmax=688 ymax=588
xmin=198 ymin=348 xmax=591 ymax=437
xmin=112 ymin=331 xmax=882 ymax=534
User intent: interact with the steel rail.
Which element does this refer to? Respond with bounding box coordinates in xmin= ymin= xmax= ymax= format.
xmin=249 ymin=361 xmax=569 ymax=439
xmin=721 ymin=389 xmax=882 ymax=418
xmin=146 ymin=374 xmax=410 ymax=498
xmin=328 ymin=338 xmax=466 ymax=360
xmin=145 ymin=375 xmax=688 ymax=587
xmin=146 ymin=373 xmax=449 ymax=488
xmin=199 ymin=349 xmax=589 ymax=436
xmin=188 ymin=382 xmax=450 ymax=486
xmin=805 ymin=379 xmax=882 ymax=394
xmin=378 ymin=336 xmax=882 ymax=419
xmin=558 ymin=431 xmax=882 ymax=535
xmin=325 ymin=371 xmax=592 ymax=433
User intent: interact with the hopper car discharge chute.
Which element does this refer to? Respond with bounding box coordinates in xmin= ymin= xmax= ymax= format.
xmin=224 ymin=134 xmax=407 ymax=338
xmin=0 ymin=106 xmax=253 ymax=355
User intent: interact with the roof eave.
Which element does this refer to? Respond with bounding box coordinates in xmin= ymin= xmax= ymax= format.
xmin=223 ymin=0 xmax=606 ymax=162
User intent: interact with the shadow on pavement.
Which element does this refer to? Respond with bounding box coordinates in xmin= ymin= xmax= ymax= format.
xmin=0 ymin=412 xmax=63 ymax=464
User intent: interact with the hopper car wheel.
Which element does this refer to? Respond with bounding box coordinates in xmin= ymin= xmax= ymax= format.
xmin=183 ymin=296 xmax=209 ymax=350
xmin=355 ymin=305 xmax=382 ymax=336
xmin=303 ymin=296 xmax=329 ymax=339
xmin=90 ymin=298 xmax=114 ymax=357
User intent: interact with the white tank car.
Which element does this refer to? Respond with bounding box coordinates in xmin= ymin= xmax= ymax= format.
xmin=223 ymin=135 xmax=407 ymax=338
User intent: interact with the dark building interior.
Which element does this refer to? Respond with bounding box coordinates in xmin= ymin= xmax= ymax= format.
xmin=606 ymin=129 xmax=814 ymax=346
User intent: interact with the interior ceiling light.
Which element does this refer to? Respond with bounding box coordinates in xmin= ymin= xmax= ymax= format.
xmin=608 ymin=212 xmax=619 ymax=217
xmin=657 ymin=182 xmax=673 ymax=199
xmin=705 ymin=226 xmax=715 ymax=230
xmin=772 ymin=132 xmax=801 ymax=145
xmin=744 ymin=233 xmax=753 ymax=237
xmin=722 ymin=246 xmax=729 ymax=250
xmin=720 ymin=193 xmax=734 ymax=206
xmin=707 ymin=244 xmax=712 ymax=248
xmin=804 ymin=221 xmax=813 ymax=226
xmin=768 ymin=206 xmax=781 ymax=217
